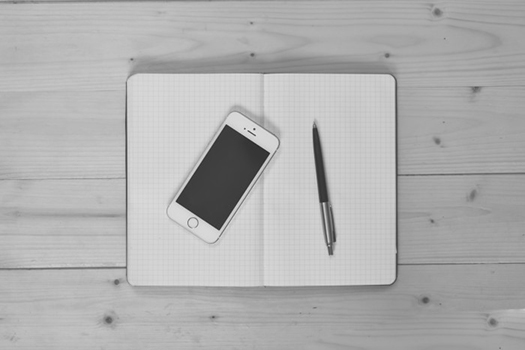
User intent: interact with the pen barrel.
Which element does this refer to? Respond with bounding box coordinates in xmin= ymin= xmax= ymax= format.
xmin=313 ymin=127 xmax=329 ymax=202
xmin=320 ymin=202 xmax=335 ymax=255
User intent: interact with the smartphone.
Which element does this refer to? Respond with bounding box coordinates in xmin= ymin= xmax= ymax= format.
xmin=167 ymin=111 xmax=280 ymax=243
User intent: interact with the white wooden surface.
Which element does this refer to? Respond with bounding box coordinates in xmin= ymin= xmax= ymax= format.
xmin=1 ymin=1 xmax=524 ymax=348
xmin=1 ymin=265 xmax=525 ymax=348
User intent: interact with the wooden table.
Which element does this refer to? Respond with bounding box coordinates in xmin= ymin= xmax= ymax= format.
xmin=2 ymin=1 xmax=525 ymax=348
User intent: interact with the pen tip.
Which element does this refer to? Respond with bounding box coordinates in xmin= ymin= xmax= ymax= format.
xmin=328 ymin=246 xmax=333 ymax=255
xmin=313 ymin=121 xmax=317 ymax=129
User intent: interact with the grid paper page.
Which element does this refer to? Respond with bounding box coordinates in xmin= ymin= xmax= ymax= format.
xmin=263 ymin=74 xmax=397 ymax=286
xmin=127 ymin=74 xmax=265 ymax=286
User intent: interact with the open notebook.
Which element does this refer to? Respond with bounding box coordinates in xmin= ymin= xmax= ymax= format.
xmin=127 ymin=73 xmax=397 ymax=286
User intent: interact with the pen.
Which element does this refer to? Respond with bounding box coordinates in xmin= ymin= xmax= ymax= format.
xmin=312 ymin=122 xmax=336 ymax=256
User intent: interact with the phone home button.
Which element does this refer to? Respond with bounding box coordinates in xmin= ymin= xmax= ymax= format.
xmin=187 ymin=217 xmax=199 ymax=229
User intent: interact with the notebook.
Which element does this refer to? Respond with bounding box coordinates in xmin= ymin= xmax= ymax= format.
xmin=127 ymin=73 xmax=397 ymax=286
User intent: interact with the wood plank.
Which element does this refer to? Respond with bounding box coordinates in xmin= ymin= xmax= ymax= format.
xmin=0 ymin=1 xmax=524 ymax=92
xmin=399 ymin=174 xmax=525 ymax=264
xmin=398 ymin=87 xmax=525 ymax=174
xmin=2 ymin=86 xmax=524 ymax=180
xmin=1 ymin=265 xmax=524 ymax=349
xmin=2 ymin=175 xmax=524 ymax=268
xmin=0 ymin=179 xmax=125 ymax=268
xmin=0 ymin=90 xmax=125 ymax=180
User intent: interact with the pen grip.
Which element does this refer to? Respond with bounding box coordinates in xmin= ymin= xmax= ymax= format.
xmin=313 ymin=127 xmax=329 ymax=202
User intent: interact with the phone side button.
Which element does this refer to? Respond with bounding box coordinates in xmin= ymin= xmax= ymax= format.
xmin=187 ymin=217 xmax=199 ymax=229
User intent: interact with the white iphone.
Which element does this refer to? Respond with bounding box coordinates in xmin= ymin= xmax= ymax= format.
xmin=167 ymin=111 xmax=280 ymax=243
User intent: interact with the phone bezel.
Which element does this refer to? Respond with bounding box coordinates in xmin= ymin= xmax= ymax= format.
xmin=166 ymin=111 xmax=280 ymax=243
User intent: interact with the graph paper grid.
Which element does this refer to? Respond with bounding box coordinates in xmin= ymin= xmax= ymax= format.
xmin=263 ymin=74 xmax=397 ymax=286
xmin=127 ymin=73 xmax=396 ymax=286
xmin=127 ymin=74 xmax=265 ymax=286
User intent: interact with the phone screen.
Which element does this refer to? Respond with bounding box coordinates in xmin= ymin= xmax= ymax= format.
xmin=176 ymin=125 xmax=270 ymax=230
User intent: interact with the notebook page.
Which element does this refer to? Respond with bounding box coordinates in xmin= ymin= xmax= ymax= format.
xmin=127 ymin=74 xmax=265 ymax=286
xmin=263 ymin=74 xmax=396 ymax=286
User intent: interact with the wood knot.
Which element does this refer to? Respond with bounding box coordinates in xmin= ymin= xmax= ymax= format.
xmin=113 ymin=279 xmax=120 ymax=285
xmin=250 ymin=52 xmax=255 ymax=57
xmin=488 ymin=317 xmax=498 ymax=327
xmin=433 ymin=136 xmax=441 ymax=145
xmin=102 ymin=311 xmax=118 ymax=328
xmin=466 ymin=188 xmax=478 ymax=202
xmin=384 ymin=52 xmax=390 ymax=58
xmin=471 ymin=86 xmax=482 ymax=93
xmin=432 ymin=7 xmax=443 ymax=17
xmin=420 ymin=296 xmax=430 ymax=304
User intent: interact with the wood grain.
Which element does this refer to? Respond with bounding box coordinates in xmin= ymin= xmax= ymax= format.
xmin=0 ymin=1 xmax=524 ymax=92
xmin=399 ymin=174 xmax=525 ymax=264
xmin=0 ymin=91 xmax=125 ymax=180
xmin=1 ymin=1 xmax=525 ymax=347
xmin=1 ymin=86 xmax=524 ymax=180
xmin=1 ymin=0 xmax=524 ymax=179
xmin=0 ymin=265 xmax=524 ymax=349
xmin=398 ymin=87 xmax=525 ymax=175
xmin=0 ymin=179 xmax=125 ymax=268
xmin=0 ymin=0 xmax=525 ymax=350
xmin=2 ymin=175 xmax=524 ymax=268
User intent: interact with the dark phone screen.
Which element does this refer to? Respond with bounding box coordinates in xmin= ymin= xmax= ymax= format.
xmin=176 ymin=125 xmax=270 ymax=230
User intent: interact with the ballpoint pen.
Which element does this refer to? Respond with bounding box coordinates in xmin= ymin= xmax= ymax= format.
xmin=312 ymin=122 xmax=336 ymax=256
